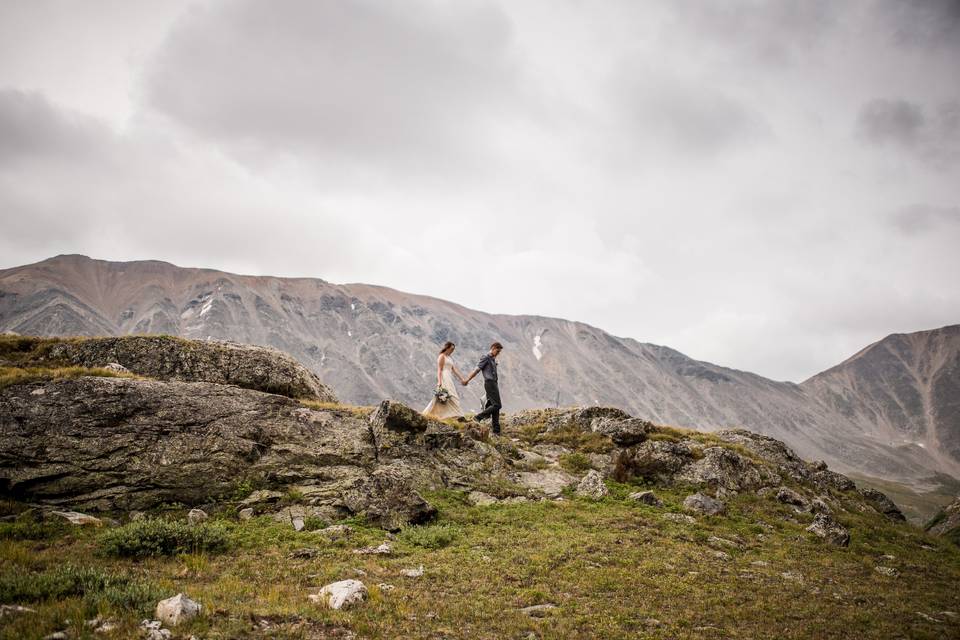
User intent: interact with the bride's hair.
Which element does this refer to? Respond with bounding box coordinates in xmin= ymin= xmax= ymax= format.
xmin=439 ymin=341 xmax=455 ymax=354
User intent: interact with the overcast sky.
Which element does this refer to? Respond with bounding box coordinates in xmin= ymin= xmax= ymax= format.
xmin=1 ymin=0 xmax=958 ymax=382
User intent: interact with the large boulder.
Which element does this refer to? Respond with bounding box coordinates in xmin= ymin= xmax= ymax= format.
xmin=858 ymin=487 xmax=906 ymax=521
xmin=806 ymin=513 xmax=851 ymax=546
xmin=713 ymin=429 xmax=810 ymax=482
xmin=44 ymin=336 xmax=337 ymax=402
xmin=676 ymin=446 xmax=778 ymax=491
xmin=0 ymin=376 xmax=369 ymax=510
xmin=613 ymin=440 xmax=694 ymax=482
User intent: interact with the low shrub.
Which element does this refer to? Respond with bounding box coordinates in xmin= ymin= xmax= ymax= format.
xmin=0 ymin=519 xmax=68 ymax=541
xmin=97 ymin=518 xmax=230 ymax=558
xmin=0 ymin=564 xmax=162 ymax=612
xmin=559 ymin=452 xmax=595 ymax=474
xmin=399 ymin=523 xmax=460 ymax=549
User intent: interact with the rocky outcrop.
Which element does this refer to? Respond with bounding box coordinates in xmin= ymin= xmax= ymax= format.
xmin=0 ymin=377 xmax=487 ymax=528
xmin=858 ymin=487 xmax=906 ymax=521
xmin=806 ymin=514 xmax=851 ymax=546
xmin=40 ymin=335 xmax=337 ymax=402
xmin=926 ymin=496 xmax=960 ymax=542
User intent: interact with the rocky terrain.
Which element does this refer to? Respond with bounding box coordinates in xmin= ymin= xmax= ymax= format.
xmin=1 ymin=335 xmax=959 ymax=639
xmin=1 ymin=254 xmax=957 ymax=492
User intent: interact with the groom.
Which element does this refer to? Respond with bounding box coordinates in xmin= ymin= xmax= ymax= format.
xmin=464 ymin=342 xmax=503 ymax=435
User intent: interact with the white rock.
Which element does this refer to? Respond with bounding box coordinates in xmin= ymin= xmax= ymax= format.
xmin=875 ymin=566 xmax=899 ymax=577
xmin=0 ymin=605 xmax=36 ymax=618
xmin=50 ymin=510 xmax=102 ymax=526
xmin=519 ymin=604 xmax=557 ymax=617
xmin=140 ymin=620 xmax=172 ymax=640
xmin=353 ymin=542 xmax=391 ymax=555
xmin=103 ymin=362 xmax=129 ymax=373
xmin=238 ymin=508 xmax=254 ymax=520
xmin=309 ymin=579 xmax=367 ymax=610
xmin=377 ymin=583 xmax=396 ymax=591
xmin=186 ymin=509 xmax=208 ymax=525
xmin=155 ymin=593 xmax=201 ymax=626
xmin=400 ymin=565 xmax=424 ymax=578
xmin=292 ymin=516 xmax=305 ymax=531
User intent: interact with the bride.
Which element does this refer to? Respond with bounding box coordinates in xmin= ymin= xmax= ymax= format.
xmin=423 ymin=341 xmax=467 ymax=420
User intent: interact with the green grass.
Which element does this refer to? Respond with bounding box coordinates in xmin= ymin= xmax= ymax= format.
xmin=0 ymin=365 xmax=137 ymax=389
xmin=2 ymin=488 xmax=958 ymax=639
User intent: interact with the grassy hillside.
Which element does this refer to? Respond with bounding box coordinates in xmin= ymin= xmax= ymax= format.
xmin=2 ymin=483 xmax=959 ymax=639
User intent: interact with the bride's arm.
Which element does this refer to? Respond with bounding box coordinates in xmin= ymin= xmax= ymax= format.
xmin=452 ymin=364 xmax=466 ymax=384
xmin=437 ymin=354 xmax=446 ymax=387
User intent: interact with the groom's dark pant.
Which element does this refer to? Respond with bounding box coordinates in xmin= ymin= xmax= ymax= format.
xmin=475 ymin=379 xmax=502 ymax=434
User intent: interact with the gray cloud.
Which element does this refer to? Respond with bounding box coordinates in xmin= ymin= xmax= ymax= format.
xmin=892 ymin=204 xmax=960 ymax=235
xmin=876 ymin=0 xmax=960 ymax=51
xmin=146 ymin=0 xmax=524 ymax=176
xmin=0 ymin=89 xmax=106 ymax=166
xmin=856 ymin=98 xmax=960 ymax=168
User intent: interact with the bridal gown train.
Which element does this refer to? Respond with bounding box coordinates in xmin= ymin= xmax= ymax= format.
xmin=422 ymin=356 xmax=464 ymax=420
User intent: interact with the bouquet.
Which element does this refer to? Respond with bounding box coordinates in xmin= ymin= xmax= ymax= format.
xmin=434 ymin=385 xmax=451 ymax=404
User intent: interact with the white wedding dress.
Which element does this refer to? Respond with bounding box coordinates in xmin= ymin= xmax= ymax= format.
xmin=423 ymin=355 xmax=464 ymax=420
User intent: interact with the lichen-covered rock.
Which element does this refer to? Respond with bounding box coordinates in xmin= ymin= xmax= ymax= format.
xmin=810 ymin=469 xmax=856 ymax=493
xmin=714 ymin=429 xmax=810 ymax=482
xmin=341 ymin=464 xmax=437 ymax=531
xmin=575 ymin=470 xmax=609 ymax=500
xmin=504 ymin=406 xmax=632 ymax=433
xmin=806 ymin=513 xmax=851 ymax=546
xmin=46 ymin=335 xmax=337 ymax=402
xmin=614 ymin=440 xmax=694 ymax=482
xmin=186 ymin=508 xmax=208 ymax=525
xmin=683 ymin=493 xmax=725 ymax=516
xmin=591 ymin=417 xmax=653 ymax=446
xmin=155 ymin=593 xmax=201 ymax=627
xmin=858 ymin=488 xmax=906 ymax=521
xmin=676 ymin=447 xmax=776 ymax=491
xmin=515 ymin=469 xmax=577 ymax=498
xmin=776 ymin=487 xmax=809 ymax=509
xmin=628 ymin=490 xmax=663 ymax=506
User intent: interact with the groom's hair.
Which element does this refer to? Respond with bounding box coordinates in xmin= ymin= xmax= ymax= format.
xmin=490 ymin=342 xmax=503 ymax=350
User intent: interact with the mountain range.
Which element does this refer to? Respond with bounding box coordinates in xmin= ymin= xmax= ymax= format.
xmin=1 ymin=254 xmax=957 ymax=489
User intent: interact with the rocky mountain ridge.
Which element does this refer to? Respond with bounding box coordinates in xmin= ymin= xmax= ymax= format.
xmin=1 ymin=254 xmax=958 ymax=488
xmin=0 ymin=335 xmax=906 ymax=537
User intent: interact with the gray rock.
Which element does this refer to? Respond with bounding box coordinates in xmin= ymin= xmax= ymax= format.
xmin=309 ymin=579 xmax=367 ymax=609
xmin=317 ymin=524 xmax=353 ymax=538
xmin=683 ymin=493 xmax=725 ymax=516
xmin=155 ymin=593 xmax=201 ymax=626
xmin=614 ymin=440 xmax=695 ymax=482
xmin=400 ymin=565 xmax=424 ymax=578
xmin=467 ymin=491 xmax=499 ymax=506
xmin=858 ymin=487 xmax=906 ymax=521
xmin=875 ymin=566 xmax=899 ymax=577
xmin=50 ymin=510 xmax=102 ymax=526
xmin=186 ymin=508 xmax=208 ymax=525
xmin=662 ymin=513 xmax=697 ymax=524
xmin=102 ymin=362 xmax=129 ymax=373
xmin=575 ymin=470 xmax=609 ymax=500
xmin=515 ymin=469 xmax=577 ymax=498
xmin=519 ymin=604 xmax=558 ymax=617
xmin=46 ymin=336 xmax=337 ymax=402
xmin=139 ymin=620 xmax=171 ymax=640
xmin=353 ymin=542 xmax=392 ymax=555
xmin=776 ymin=487 xmax=809 ymax=509
xmin=0 ymin=605 xmax=36 ymax=618
xmin=129 ymin=510 xmax=147 ymax=522
xmin=240 ymin=490 xmax=284 ymax=506
xmin=810 ymin=469 xmax=856 ymax=493
xmin=238 ymin=508 xmax=254 ymax=520
xmin=627 ymin=490 xmax=663 ymax=506
xmin=810 ymin=497 xmax=832 ymax=514
xmin=805 ymin=514 xmax=851 ymax=546
xmin=591 ymin=417 xmax=653 ymax=446
xmin=676 ymin=446 xmax=777 ymax=491
xmin=714 ymin=429 xmax=810 ymax=482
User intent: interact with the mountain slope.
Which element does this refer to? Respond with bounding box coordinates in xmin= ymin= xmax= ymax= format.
xmin=1 ymin=254 xmax=957 ymax=485
xmin=802 ymin=325 xmax=960 ymax=476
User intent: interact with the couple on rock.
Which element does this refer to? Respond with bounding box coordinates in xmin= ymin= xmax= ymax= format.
xmin=423 ymin=341 xmax=503 ymax=435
